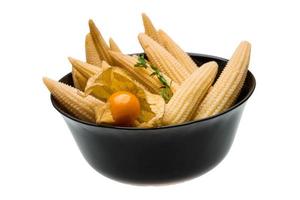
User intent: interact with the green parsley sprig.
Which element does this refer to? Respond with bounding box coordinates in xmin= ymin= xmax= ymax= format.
xmin=134 ymin=54 xmax=173 ymax=102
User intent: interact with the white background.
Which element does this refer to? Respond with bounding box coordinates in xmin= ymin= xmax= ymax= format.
xmin=0 ymin=0 xmax=299 ymax=199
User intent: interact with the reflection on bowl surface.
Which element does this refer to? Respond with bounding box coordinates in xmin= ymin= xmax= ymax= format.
xmin=51 ymin=53 xmax=256 ymax=184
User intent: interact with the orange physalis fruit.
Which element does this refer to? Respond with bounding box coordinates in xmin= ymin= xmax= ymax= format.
xmin=108 ymin=91 xmax=141 ymax=126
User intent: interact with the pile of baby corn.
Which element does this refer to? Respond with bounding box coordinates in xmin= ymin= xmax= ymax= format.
xmin=43 ymin=13 xmax=251 ymax=127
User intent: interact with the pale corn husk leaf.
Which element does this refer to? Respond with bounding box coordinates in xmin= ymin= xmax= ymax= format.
xmin=85 ymin=61 xmax=165 ymax=127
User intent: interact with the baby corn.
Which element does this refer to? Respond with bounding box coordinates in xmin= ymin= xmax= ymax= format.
xmin=85 ymin=33 xmax=102 ymax=67
xmin=68 ymin=57 xmax=101 ymax=89
xmin=138 ymin=33 xmax=190 ymax=84
xmin=72 ymin=68 xmax=87 ymax=91
xmin=89 ymin=19 xmax=114 ymax=65
xmin=158 ymin=29 xmax=198 ymax=74
xmin=142 ymin=13 xmax=163 ymax=46
xmin=68 ymin=57 xmax=101 ymax=78
xmin=109 ymin=38 xmax=122 ymax=53
xmin=194 ymin=41 xmax=251 ymax=120
xmin=43 ymin=77 xmax=104 ymax=122
xmin=109 ymin=51 xmax=178 ymax=94
xmin=162 ymin=62 xmax=218 ymax=125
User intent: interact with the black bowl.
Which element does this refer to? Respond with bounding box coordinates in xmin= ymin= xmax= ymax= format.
xmin=50 ymin=53 xmax=256 ymax=184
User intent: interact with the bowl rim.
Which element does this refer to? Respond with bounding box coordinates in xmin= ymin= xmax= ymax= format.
xmin=50 ymin=53 xmax=256 ymax=130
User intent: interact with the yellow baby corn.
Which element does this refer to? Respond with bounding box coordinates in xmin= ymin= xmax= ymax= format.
xmin=162 ymin=62 xmax=218 ymax=125
xmin=224 ymin=71 xmax=247 ymax=109
xmin=158 ymin=29 xmax=198 ymax=74
xmin=109 ymin=51 xmax=178 ymax=94
xmin=68 ymin=57 xmax=101 ymax=78
xmin=85 ymin=33 xmax=102 ymax=67
xmin=72 ymin=68 xmax=87 ymax=91
xmin=141 ymin=13 xmax=163 ymax=46
xmin=138 ymin=33 xmax=190 ymax=84
xmin=68 ymin=57 xmax=101 ymax=90
xmin=89 ymin=19 xmax=114 ymax=65
xmin=194 ymin=41 xmax=251 ymax=120
xmin=109 ymin=38 xmax=122 ymax=53
xmin=43 ymin=77 xmax=104 ymax=122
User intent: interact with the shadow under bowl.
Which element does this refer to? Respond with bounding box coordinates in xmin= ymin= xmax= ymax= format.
xmin=50 ymin=53 xmax=256 ymax=184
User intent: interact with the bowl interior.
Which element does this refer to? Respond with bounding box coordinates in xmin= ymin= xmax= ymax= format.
xmin=51 ymin=53 xmax=256 ymax=129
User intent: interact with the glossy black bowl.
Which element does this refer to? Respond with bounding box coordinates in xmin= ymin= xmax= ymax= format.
xmin=50 ymin=53 xmax=256 ymax=184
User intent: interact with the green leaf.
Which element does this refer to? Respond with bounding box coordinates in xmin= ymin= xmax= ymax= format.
xmin=160 ymin=87 xmax=172 ymax=103
xmin=135 ymin=54 xmax=173 ymax=102
xmin=150 ymin=72 xmax=157 ymax=76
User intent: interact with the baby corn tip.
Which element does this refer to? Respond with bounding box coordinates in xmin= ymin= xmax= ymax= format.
xmin=88 ymin=19 xmax=95 ymax=26
xmin=68 ymin=57 xmax=75 ymax=63
xmin=43 ymin=77 xmax=55 ymax=90
xmin=241 ymin=40 xmax=251 ymax=46
xmin=138 ymin=33 xmax=149 ymax=47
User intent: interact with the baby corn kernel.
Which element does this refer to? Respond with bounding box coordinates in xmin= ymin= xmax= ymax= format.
xmin=138 ymin=33 xmax=190 ymax=84
xmin=89 ymin=20 xmax=114 ymax=65
xmin=109 ymin=38 xmax=122 ymax=53
xmin=85 ymin=33 xmax=102 ymax=67
xmin=163 ymin=61 xmax=218 ymax=125
xmin=194 ymin=41 xmax=251 ymax=120
xmin=43 ymin=77 xmax=104 ymax=122
xmin=158 ymin=29 xmax=198 ymax=74
xmin=141 ymin=13 xmax=164 ymax=46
